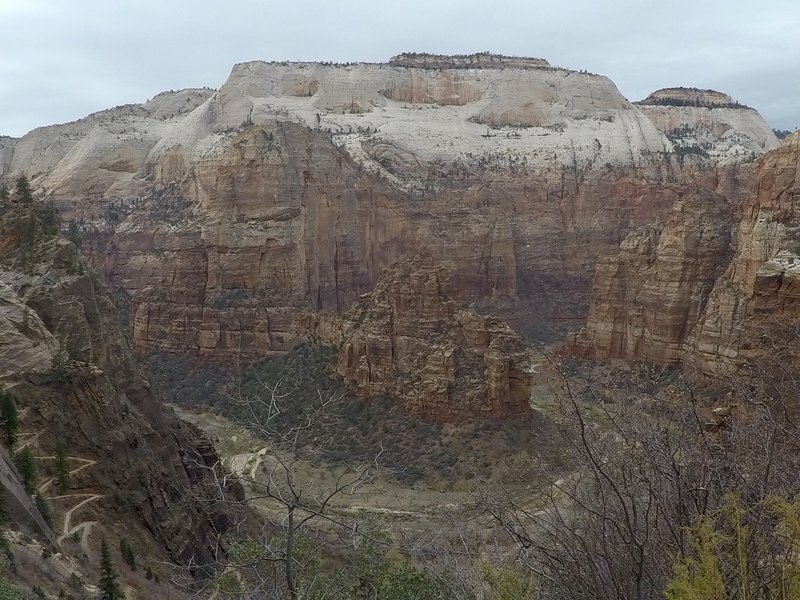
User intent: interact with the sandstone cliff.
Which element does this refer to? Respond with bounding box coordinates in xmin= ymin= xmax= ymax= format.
xmin=687 ymin=132 xmax=800 ymax=373
xmin=0 ymin=199 xmax=234 ymax=576
xmin=301 ymin=261 xmax=532 ymax=419
xmin=637 ymin=88 xmax=778 ymax=164
xmin=571 ymin=132 xmax=800 ymax=374
xmin=0 ymin=57 xmax=773 ymax=359
xmin=569 ymin=191 xmax=734 ymax=363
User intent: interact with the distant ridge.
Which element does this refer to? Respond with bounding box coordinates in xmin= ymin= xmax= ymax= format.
xmin=388 ymin=51 xmax=551 ymax=69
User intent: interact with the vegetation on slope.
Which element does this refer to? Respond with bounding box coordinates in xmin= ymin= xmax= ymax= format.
xmin=147 ymin=344 xmax=557 ymax=485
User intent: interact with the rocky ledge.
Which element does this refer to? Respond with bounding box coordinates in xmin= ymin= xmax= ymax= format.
xmin=388 ymin=52 xmax=551 ymax=70
xmin=637 ymin=87 xmax=741 ymax=108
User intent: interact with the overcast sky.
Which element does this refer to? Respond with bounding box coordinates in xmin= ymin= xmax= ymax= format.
xmin=1 ymin=0 xmax=797 ymax=137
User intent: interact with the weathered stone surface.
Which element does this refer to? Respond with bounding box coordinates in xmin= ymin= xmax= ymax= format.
xmin=0 ymin=280 xmax=58 ymax=377
xmin=301 ymin=261 xmax=532 ymax=419
xmin=640 ymin=108 xmax=778 ymax=164
xmin=571 ymin=133 xmax=800 ymax=375
xmin=0 ymin=58 xmax=770 ymax=358
xmin=569 ymin=191 xmax=734 ymax=364
xmin=636 ymin=88 xmax=779 ymax=164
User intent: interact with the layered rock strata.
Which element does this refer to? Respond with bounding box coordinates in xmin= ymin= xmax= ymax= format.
xmin=687 ymin=132 xmax=800 ymax=373
xmin=572 ymin=132 xmax=800 ymax=375
xmin=301 ymin=261 xmax=532 ymax=419
xmin=637 ymin=88 xmax=779 ymax=163
xmin=0 ymin=57 xmax=775 ymax=358
xmin=569 ymin=191 xmax=734 ymax=363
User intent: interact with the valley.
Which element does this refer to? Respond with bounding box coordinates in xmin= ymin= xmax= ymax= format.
xmin=0 ymin=51 xmax=797 ymax=598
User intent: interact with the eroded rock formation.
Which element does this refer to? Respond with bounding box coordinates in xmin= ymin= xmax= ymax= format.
xmin=301 ymin=260 xmax=532 ymax=419
xmin=572 ymin=132 xmax=800 ymax=374
xmin=0 ymin=201 xmax=234 ymax=568
xmin=569 ymin=191 xmax=734 ymax=363
xmin=0 ymin=57 xmax=775 ymax=359
xmin=687 ymin=132 xmax=800 ymax=373
xmin=637 ymin=87 xmax=778 ymax=163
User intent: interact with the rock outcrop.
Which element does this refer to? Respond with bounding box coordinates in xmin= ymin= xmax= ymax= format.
xmin=301 ymin=261 xmax=532 ymax=419
xmin=687 ymin=132 xmax=800 ymax=373
xmin=569 ymin=191 xmax=734 ymax=364
xmin=388 ymin=52 xmax=551 ymax=70
xmin=0 ymin=200 xmax=234 ymax=570
xmin=572 ymin=132 xmax=800 ymax=374
xmin=0 ymin=57 xmax=774 ymax=359
xmin=637 ymin=88 xmax=779 ymax=163
xmin=638 ymin=88 xmax=740 ymax=108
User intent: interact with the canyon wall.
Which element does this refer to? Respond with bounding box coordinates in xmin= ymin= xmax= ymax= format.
xmin=0 ymin=201 xmax=234 ymax=569
xmin=571 ymin=132 xmax=800 ymax=374
xmin=0 ymin=58 xmax=777 ymax=360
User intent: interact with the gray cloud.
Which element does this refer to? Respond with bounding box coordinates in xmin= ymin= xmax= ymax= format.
xmin=1 ymin=0 xmax=797 ymax=137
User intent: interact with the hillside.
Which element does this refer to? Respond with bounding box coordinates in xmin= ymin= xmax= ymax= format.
xmin=0 ymin=194 xmax=238 ymax=596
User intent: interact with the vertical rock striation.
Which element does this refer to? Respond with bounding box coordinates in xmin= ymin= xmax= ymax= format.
xmin=0 ymin=59 xmax=774 ymax=359
xmin=572 ymin=133 xmax=800 ymax=375
xmin=301 ymin=260 xmax=532 ymax=419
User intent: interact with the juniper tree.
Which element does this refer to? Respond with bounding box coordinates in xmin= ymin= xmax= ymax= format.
xmin=54 ymin=443 xmax=69 ymax=490
xmin=119 ymin=538 xmax=136 ymax=571
xmin=33 ymin=493 xmax=51 ymax=527
xmin=13 ymin=447 xmax=35 ymax=494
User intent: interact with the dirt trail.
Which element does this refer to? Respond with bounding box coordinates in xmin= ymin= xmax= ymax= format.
xmin=64 ymin=520 xmax=97 ymax=554
xmin=229 ymin=448 xmax=267 ymax=479
xmin=55 ymin=494 xmax=103 ymax=543
xmin=37 ymin=457 xmax=96 ymax=494
xmin=16 ymin=431 xmax=40 ymax=450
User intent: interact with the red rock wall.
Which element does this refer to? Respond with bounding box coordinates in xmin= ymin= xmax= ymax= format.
xmin=301 ymin=261 xmax=532 ymax=420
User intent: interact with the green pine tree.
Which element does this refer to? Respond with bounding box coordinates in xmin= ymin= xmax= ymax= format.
xmin=0 ymin=183 xmax=8 ymax=202
xmin=0 ymin=490 xmax=7 ymax=525
xmin=40 ymin=198 xmax=60 ymax=236
xmin=119 ymin=538 xmax=136 ymax=571
xmin=34 ymin=493 xmax=52 ymax=527
xmin=0 ymin=392 xmax=18 ymax=449
xmin=14 ymin=175 xmax=32 ymax=205
xmin=54 ymin=443 xmax=70 ymax=490
xmin=66 ymin=219 xmax=82 ymax=248
xmin=99 ymin=538 xmax=124 ymax=600
xmin=13 ymin=447 xmax=36 ymax=494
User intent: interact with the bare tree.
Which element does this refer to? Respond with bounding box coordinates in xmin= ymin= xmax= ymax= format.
xmin=477 ymin=355 xmax=800 ymax=600
xmin=178 ymin=377 xmax=387 ymax=599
